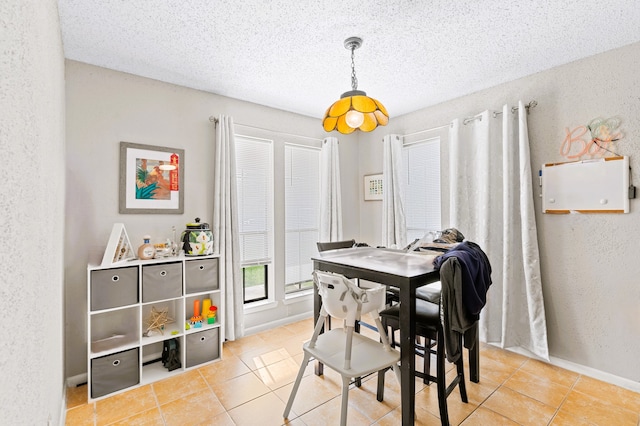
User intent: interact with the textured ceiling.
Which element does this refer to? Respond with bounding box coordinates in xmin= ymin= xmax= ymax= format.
xmin=58 ymin=0 xmax=640 ymax=119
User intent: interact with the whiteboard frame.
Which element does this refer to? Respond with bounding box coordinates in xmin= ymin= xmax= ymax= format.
xmin=541 ymin=156 xmax=629 ymax=214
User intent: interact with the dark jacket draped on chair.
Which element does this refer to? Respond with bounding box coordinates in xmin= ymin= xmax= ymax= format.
xmin=433 ymin=241 xmax=492 ymax=362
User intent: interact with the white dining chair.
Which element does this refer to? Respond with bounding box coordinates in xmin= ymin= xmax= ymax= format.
xmin=283 ymin=270 xmax=401 ymax=426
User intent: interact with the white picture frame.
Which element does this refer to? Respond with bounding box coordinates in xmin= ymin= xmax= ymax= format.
xmin=101 ymin=223 xmax=136 ymax=266
xmin=364 ymin=173 xmax=383 ymax=201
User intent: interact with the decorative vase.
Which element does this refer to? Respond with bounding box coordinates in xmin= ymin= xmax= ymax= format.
xmin=180 ymin=218 xmax=214 ymax=256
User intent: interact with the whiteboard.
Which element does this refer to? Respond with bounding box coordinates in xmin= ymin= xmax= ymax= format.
xmin=542 ymin=156 xmax=629 ymax=214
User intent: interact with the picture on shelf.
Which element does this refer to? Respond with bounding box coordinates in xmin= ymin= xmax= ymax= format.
xmin=101 ymin=223 xmax=135 ymax=266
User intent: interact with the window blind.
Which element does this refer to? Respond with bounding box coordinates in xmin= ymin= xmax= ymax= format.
xmin=284 ymin=144 xmax=320 ymax=286
xmin=403 ymin=138 xmax=441 ymax=242
xmin=235 ymin=136 xmax=273 ymax=264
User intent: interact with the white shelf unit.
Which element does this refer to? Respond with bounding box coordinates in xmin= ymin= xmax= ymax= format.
xmin=87 ymin=254 xmax=223 ymax=401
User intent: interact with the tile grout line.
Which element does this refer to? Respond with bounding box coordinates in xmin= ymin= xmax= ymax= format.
xmin=545 ymin=373 xmax=581 ymax=426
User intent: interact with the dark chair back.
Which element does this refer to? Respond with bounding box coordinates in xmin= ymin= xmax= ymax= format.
xmin=316 ymin=239 xmax=356 ymax=252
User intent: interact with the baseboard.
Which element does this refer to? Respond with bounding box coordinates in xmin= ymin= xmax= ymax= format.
xmin=499 ymin=344 xmax=640 ymax=393
xmin=243 ymin=312 xmax=313 ymax=336
xmin=548 ymin=355 xmax=640 ymax=393
xmin=66 ymin=373 xmax=88 ymax=388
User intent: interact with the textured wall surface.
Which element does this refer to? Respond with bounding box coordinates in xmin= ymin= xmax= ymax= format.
xmin=359 ymin=42 xmax=640 ymax=386
xmin=0 ymin=0 xmax=66 ymax=424
xmin=63 ymin=61 xmax=359 ymax=377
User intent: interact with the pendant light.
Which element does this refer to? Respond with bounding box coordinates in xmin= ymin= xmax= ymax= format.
xmin=322 ymin=37 xmax=389 ymax=134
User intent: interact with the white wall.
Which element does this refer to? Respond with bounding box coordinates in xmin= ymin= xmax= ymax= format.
xmin=358 ymin=42 xmax=640 ymax=385
xmin=64 ymin=61 xmax=360 ymax=377
xmin=0 ymin=0 xmax=66 ymax=424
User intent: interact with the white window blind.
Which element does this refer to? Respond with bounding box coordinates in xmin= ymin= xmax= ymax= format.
xmin=235 ymin=136 xmax=273 ymax=264
xmin=284 ymin=144 xmax=320 ymax=287
xmin=402 ymin=138 xmax=441 ymax=242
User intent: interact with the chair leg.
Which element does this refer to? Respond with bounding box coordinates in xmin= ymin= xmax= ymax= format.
xmin=283 ymin=352 xmax=311 ymax=419
xmin=340 ymin=376 xmax=350 ymax=426
xmin=423 ymin=338 xmax=431 ymax=384
xmin=376 ymin=367 xmax=387 ymax=402
xmin=456 ymin=355 xmax=468 ymax=403
xmin=436 ymin=331 xmax=450 ymax=426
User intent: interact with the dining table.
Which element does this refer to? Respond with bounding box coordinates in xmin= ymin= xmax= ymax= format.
xmin=312 ymin=246 xmax=479 ymax=425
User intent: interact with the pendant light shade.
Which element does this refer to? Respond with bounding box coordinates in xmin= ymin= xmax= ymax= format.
xmin=322 ymin=37 xmax=389 ymax=134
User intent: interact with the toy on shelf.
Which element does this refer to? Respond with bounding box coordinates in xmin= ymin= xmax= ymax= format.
xmin=189 ymin=299 xmax=203 ymax=327
xmin=207 ymin=305 xmax=217 ymax=324
xmin=144 ymin=306 xmax=174 ymax=337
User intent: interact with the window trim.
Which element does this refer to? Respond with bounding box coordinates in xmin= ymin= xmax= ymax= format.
xmin=235 ymin=134 xmax=275 ymax=305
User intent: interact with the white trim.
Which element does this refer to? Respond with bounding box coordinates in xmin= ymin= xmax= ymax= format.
xmin=243 ymin=312 xmax=313 ymax=336
xmin=284 ymin=290 xmax=313 ymax=303
xmin=66 ymin=373 xmax=88 ymax=388
xmin=499 ymin=344 xmax=640 ymax=393
xmin=243 ymin=300 xmax=278 ymax=314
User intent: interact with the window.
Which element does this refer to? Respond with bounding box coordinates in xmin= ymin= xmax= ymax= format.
xmin=284 ymin=144 xmax=320 ymax=295
xmin=235 ymin=136 xmax=273 ymax=303
xmin=402 ymin=137 xmax=441 ymax=242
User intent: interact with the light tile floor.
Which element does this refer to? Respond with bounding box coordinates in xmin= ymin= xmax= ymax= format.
xmin=66 ymin=317 xmax=640 ymax=425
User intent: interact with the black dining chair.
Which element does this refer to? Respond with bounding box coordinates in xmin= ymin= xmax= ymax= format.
xmin=377 ymin=241 xmax=490 ymax=426
xmin=377 ymin=257 xmax=477 ymax=426
xmin=316 ymin=239 xmax=356 ymax=252
xmin=377 ymin=297 xmax=467 ymax=426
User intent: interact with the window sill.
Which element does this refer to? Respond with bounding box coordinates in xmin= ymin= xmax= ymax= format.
xmin=284 ymin=289 xmax=313 ymax=304
xmin=243 ymin=299 xmax=278 ymax=314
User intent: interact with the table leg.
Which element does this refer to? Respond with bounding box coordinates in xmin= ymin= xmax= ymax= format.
xmin=399 ymin=285 xmax=416 ymax=425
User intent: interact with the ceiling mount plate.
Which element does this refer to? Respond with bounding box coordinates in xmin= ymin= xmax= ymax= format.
xmin=344 ymin=36 xmax=362 ymax=51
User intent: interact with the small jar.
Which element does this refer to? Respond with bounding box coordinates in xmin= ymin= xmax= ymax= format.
xmin=138 ymin=235 xmax=156 ymax=260
xmin=180 ymin=218 xmax=214 ymax=256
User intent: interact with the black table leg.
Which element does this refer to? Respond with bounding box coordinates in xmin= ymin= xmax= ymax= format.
xmin=399 ymin=285 xmax=417 ymax=425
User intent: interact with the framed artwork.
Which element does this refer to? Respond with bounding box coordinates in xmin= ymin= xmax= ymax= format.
xmin=119 ymin=141 xmax=184 ymax=214
xmin=101 ymin=223 xmax=135 ymax=266
xmin=364 ymin=173 xmax=383 ymax=201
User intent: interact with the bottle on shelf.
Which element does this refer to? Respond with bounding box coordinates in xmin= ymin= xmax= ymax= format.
xmin=137 ymin=235 xmax=156 ymax=260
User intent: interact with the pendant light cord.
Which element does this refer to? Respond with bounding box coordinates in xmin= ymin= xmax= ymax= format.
xmin=350 ymin=46 xmax=358 ymax=91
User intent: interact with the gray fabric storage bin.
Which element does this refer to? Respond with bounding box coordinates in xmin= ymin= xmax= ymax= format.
xmin=91 ymin=348 xmax=139 ymax=398
xmin=185 ymin=258 xmax=219 ymax=294
xmin=91 ymin=266 xmax=139 ymax=311
xmin=142 ymin=262 xmax=183 ymax=302
xmin=185 ymin=328 xmax=219 ymax=368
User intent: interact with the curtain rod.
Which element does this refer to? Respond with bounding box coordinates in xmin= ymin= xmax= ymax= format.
xmin=209 ymin=116 xmax=323 ymax=142
xmin=402 ymin=123 xmax=450 ymax=138
xmin=210 ymin=99 xmax=537 ymax=139
xmin=463 ymin=100 xmax=538 ymax=125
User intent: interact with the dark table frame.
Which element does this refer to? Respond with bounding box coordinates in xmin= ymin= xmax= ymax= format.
xmin=312 ymin=247 xmax=479 ymax=425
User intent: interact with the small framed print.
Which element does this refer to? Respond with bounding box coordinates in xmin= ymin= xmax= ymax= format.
xmin=364 ymin=173 xmax=383 ymax=201
xmin=119 ymin=141 xmax=184 ymax=214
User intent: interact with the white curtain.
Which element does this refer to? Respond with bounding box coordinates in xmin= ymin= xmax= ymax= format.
xmin=449 ymin=101 xmax=549 ymax=360
xmin=213 ymin=115 xmax=244 ymax=341
xmin=381 ymin=134 xmax=407 ymax=248
xmin=319 ymin=137 xmax=343 ymax=242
